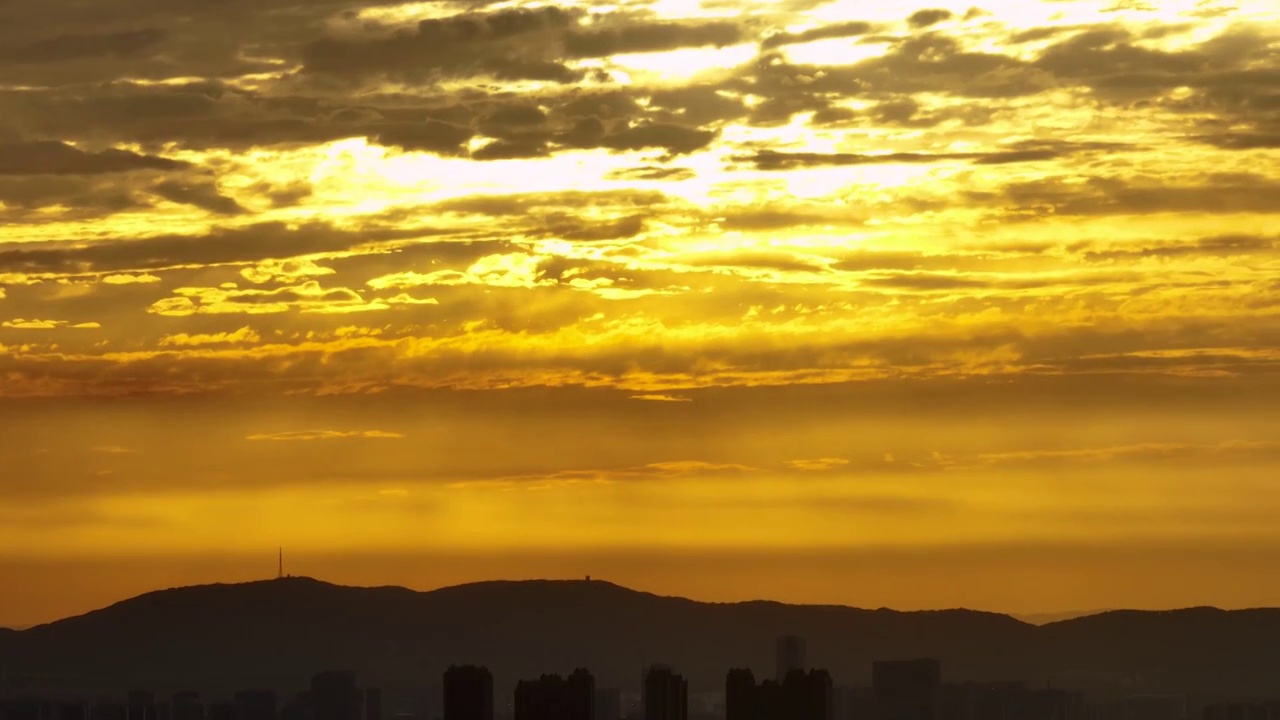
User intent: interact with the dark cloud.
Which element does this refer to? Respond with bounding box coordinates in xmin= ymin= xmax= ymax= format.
xmin=605 ymin=166 xmax=697 ymax=182
xmin=564 ymin=20 xmax=744 ymax=58
xmin=0 ymin=141 xmax=187 ymax=176
xmin=432 ymin=116 xmax=719 ymax=161
xmin=0 ymin=28 xmax=166 ymax=64
xmin=1032 ymin=26 xmax=1275 ymax=103
xmin=860 ymin=273 xmax=995 ymax=291
xmin=1075 ymin=235 xmax=1277 ymax=262
xmin=374 ymin=120 xmax=476 ymax=155
xmin=1191 ymin=133 xmax=1280 ymax=150
xmin=761 ymin=21 xmax=875 ymax=49
xmin=0 ymin=223 xmax=445 ymax=276
xmin=594 ymin=122 xmax=718 ymax=156
xmin=989 ymin=173 xmax=1280 ymax=217
xmin=736 ymin=140 xmax=1126 ymax=170
xmin=301 ymin=6 xmax=582 ymax=83
xmin=435 ymin=190 xmax=671 ymax=218
xmin=646 ymin=85 xmax=748 ymax=126
xmin=907 ymin=9 xmax=954 ymax=29
xmin=151 ymin=180 xmax=245 ymax=216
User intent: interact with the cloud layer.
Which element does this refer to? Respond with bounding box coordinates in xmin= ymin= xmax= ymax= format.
xmin=0 ymin=0 xmax=1277 ymax=618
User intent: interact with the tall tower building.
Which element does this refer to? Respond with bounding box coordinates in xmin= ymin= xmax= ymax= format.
xmin=643 ymin=666 xmax=687 ymax=720
xmin=311 ymin=671 xmax=362 ymax=720
xmin=514 ymin=670 xmax=595 ymax=720
xmin=235 ymin=690 xmax=277 ymax=720
xmin=444 ymin=666 xmax=494 ymax=720
xmin=872 ymin=659 xmax=942 ymax=720
xmin=776 ymin=636 xmax=807 ymax=682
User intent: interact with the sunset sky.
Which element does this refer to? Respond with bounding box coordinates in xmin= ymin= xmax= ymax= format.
xmin=1 ymin=0 xmax=1278 ymax=627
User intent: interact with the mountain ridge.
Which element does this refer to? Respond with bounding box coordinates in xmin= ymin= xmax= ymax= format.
xmin=2 ymin=578 xmax=1279 ymax=702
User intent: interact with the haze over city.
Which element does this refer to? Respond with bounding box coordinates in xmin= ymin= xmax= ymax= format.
xmin=1 ymin=0 xmax=1278 ymax=629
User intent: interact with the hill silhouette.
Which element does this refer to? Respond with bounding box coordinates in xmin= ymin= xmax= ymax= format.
xmin=2 ymin=578 xmax=1279 ymax=703
xmin=1013 ymin=610 xmax=1117 ymax=625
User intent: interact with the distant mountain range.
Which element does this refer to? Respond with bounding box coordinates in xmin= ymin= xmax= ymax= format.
xmin=2 ymin=578 xmax=1279 ymax=703
xmin=1013 ymin=610 xmax=1119 ymax=625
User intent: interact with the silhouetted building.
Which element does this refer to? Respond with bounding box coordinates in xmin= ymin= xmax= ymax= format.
xmin=786 ymin=670 xmax=835 ymax=720
xmin=874 ymin=660 xmax=942 ymax=720
xmin=170 ymin=693 xmax=201 ymax=720
xmin=594 ymin=690 xmax=621 ymax=720
xmin=726 ymin=670 xmax=759 ymax=720
xmin=128 ymin=692 xmax=157 ymax=720
xmin=236 ymin=691 xmax=277 ymax=720
xmin=777 ymin=636 xmax=808 ymax=682
xmin=514 ymin=670 xmax=594 ymax=720
xmin=444 ymin=667 xmax=494 ymax=720
xmin=205 ymin=704 xmax=236 ymax=720
xmin=726 ymin=668 xmax=833 ymax=720
xmin=0 ymin=699 xmax=45 ymax=720
xmin=939 ymin=683 xmax=1083 ymax=720
xmin=311 ymin=672 xmax=362 ymax=720
xmin=278 ymin=692 xmax=311 ymax=720
xmin=56 ymin=704 xmax=87 ymax=720
xmin=1203 ymin=703 xmax=1280 ymax=720
xmin=93 ymin=705 xmax=128 ymax=720
xmin=1096 ymin=696 xmax=1184 ymax=720
xmin=644 ymin=667 xmax=687 ymax=720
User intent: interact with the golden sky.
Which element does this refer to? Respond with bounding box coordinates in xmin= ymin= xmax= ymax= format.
xmin=1 ymin=0 xmax=1278 ymax=626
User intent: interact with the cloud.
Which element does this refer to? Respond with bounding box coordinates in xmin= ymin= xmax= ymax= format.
xmin=159 ymin=327 xmax=262 ymax=347
xmin=240 ymin=258 xmax=336 ymax=285
xmin=761 ymin=21 xmax=875 ymax=49
xmin=148 ymin=281 xmax=384 ymax=316
xmin=738 ymin=141 xmax=1128 ymax=170
xmin=467 ymin=460 xmax=758 ymax=487
xmin=787 ymin=458 xmax=851 ymax=471
xmin=563 ymin=20 xmax=744 ymax=58
xmin=1075 ymin=235 xmax=1277 ymax=262
xmin=100 ymin=273 xmax=162 ymax=285
xmin=2 ymin=318 xmax=98 ymax=330
xmin=245 ymin=430 xmax=405 ymax=442
xmin=974 ymin=440 xmax=1280 ymax=467
xmin=907 ymin=9 xmax=954 ymax=28
xmin=0 ymin=141 xmax=187 ymax=175
xmin=0 ymin=28 xmax=166 ymax=65
xmin=0 ymin=222 xmax=436 ymax=277
xmin=301 ymin=6 xmax=581 ymax=83
xmin=630 ymin=394 xmax=692 ymax=403
xmin=91 ymin=445 xmax=137 ymax=454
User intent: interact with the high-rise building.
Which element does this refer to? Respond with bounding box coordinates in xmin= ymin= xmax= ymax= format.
xmin=170 ymin=693 xmax=202 ymax=720
xmin=514 ymin=670 xmax=595 ymax=720
xmin=726 ymin=669 xmax=760 ymax=720
xmin=784 ymin=670 xmax=835 ymax=720
xmin=311 ymin=672 xmax=362 ymax=720
xmin=873 ymin=659 xmax=942 ymax=720
xmin=205 ymin=704 xmax=235 ymax=720
xmin=777 ymin=636 xmax=808 ymax=682
xmin=726 ymin=667 xmax=833 ymax=720
xmin=643 ymin=666 xmax=687 ymax=720
xmin=444 ymin=666 xmax=494 ymax=720
xmin=56 ymin=704 xmax=88 ymax=720
xmin=364 ymin=689 xmax=381 ymax=720
xmin=128 ymin=692 xmax=157 ymax=720
xmin=236 ymin=690 xmax=277 ymax=720
xmin=93 ymin=705 xmax=128 ymax=720
xmin=594 ymin=689 xmax=621 ymax=720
